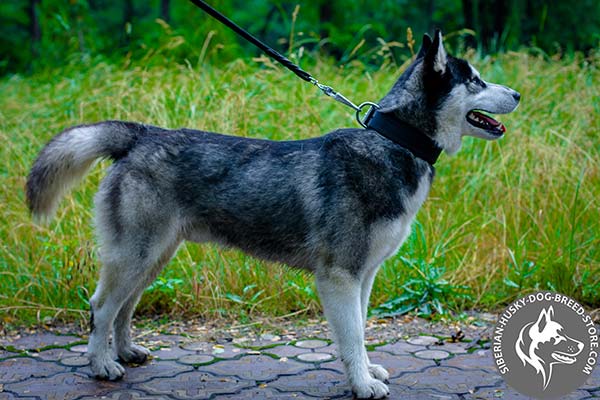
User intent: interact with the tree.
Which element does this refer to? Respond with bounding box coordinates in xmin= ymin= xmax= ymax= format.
xmin=27 ymin=0 xmax=40 ymax=58
xmin=160 ymin=0 xmax=170 ymax=23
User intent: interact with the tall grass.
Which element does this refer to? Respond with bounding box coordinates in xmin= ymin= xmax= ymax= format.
xmin=0 ymin=48 xmax=598 ymax=326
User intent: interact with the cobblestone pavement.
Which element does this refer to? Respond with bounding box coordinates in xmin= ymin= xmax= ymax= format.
xmin=1 ymin=331 xmax=599 ymax=399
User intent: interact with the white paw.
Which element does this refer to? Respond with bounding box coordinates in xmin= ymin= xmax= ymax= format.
xmin=368 ymin=363 xmax=390 ymax=382
xmin=352 ymin=377 xmax=390 ymax=399
xmin=90 ymin=356 xmax=125 ymax=380
xmin=118 ymin=344 xmax=150 ymax=364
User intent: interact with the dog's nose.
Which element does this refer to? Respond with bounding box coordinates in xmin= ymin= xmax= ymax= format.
xmin=513 ymin=91 xmax=521 ymax=102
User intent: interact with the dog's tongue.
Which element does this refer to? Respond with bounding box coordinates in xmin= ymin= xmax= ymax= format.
xmin=474 ymin=111 xmax=506 ymax=132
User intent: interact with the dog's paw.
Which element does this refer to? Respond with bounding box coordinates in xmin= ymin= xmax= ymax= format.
xmin=352 ymin=377 xmax=389 ymax=399
xmin=368 ymin=363 xmax=390 ymax=383
xmin=118 ymin=344 xmax=150 ymax=364
xmin=90 ymin=356 xmax=125 ymax=381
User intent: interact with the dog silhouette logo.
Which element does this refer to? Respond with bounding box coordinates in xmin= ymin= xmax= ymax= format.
xmin=492 ymin=292 xmax=597 ymax=399
xmin=515 ymin=306 xmax=584 ymax=389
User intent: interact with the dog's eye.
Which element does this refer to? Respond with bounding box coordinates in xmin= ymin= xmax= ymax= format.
xmin=469 ymin=77 xmax=485 ymax=87
xmin=554 ymin=336 xmax=565 ymax=344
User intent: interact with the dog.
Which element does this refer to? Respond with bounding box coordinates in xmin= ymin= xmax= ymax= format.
xmin=26 ymin=30 xmax=519 ymax=399
xmin=516 ymin=306 xmax=584 ymax=390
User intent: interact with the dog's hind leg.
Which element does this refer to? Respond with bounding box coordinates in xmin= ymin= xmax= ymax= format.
xmin=360 ymin=267 xmax=389 ymax=383
xmin=88 ymin=226 xmax=180 ymax=380
xmin=87 ymin=169 xmax=180 ymax=380
xmin=88 ymin=255 xmax=139 ymax=380
xmin=112 ymin=239 xmax=181 ymax=364
xmin=316 ymin=268 xmax=389 ymax=399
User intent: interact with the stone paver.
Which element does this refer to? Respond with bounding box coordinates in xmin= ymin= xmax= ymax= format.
xmin=295 ymin=339 xmax=329 ymax=349
xmin=177 ymin=354 xmax=215 ymax=365
xmin=0 ymin=394 xmax=37 ymax=400
xmin=138 ymin=372 xmax=253 ymax=399
xmin=69 ymin=344 xmax=88 ymax=353
xmin=151 ymin=345 xmax=195 ymax=360
xmin=36 ymin=347 xmax=73 ymax=361
xmin=407 ymin=335 xmax=440 ymax=346
xmin=202 ymin=355 xmax=309 ymax=381
xmin=180 ymin=341 xmax=210 ymax=352
xmin=414 ymin=349 xmax=451 ymax=360
xmin=441 ymin=349 xmax=497 ymax=372
xmin=366 ymin=351 xmax=436 ymax=378
xmin=0 ymin=333 xmax=80 ymax=350
xmin=121 ymin=360 xmax=194 ymax=383
xmin=215 ymin=387 xmax=316 ymax=399
xmin=60 ymin=355 xmax=90 ymax=366
xmin=0 ymin=357 xmax=69 ymax=383
xmin=264 ymin=343 xmax=308 ymax=358
xmin=437 ymin=342 xmax=469 ymax=354
xmin=269 ymin=369 xmax=350 ymax=398
xmin=296 ymin=352 xmax=334 ymax=362
xmin=463 ymin=385 xmax=594 ymax=400
xmin=392 ymin=366 xmax=501 ymax=394
xmin=376 ymin=340 xmax=425 ymax=354
xmin=78 ymin=389 xmax=172 ymax=399
xmin=4 ymin=372 xmax=121 ymax=399
xmin=1 ymin=330 xmax=600 ymax=399
xmin=0 ymin=350 xmax=18 ymax=360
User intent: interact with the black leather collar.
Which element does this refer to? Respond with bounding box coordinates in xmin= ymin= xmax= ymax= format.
xmin=365 ymin=110 xmax=442 ymax=166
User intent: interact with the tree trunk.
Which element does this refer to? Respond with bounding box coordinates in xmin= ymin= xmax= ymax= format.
xmin=461 ymin=0 xmax=477 ymax=48
xmin=319 ymin=1 xmax=340 ymax=57
xmin=123 ymin=0 xmax=134 ymax=43
xmin=493 ymin=0 xmax=507 ymax=49
xmin=160 ymin=0 xmax=170 ymax=23
xmin=28 ymin=0 xmax=41 ymax=58
xmin=319 ymin=1 xmax=333 ymax=38
xmin=426 ymin=0 xmax=435 ymax=32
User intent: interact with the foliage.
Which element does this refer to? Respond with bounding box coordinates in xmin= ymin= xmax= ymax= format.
xmin=0 ymin=37 xmax=598 ymax=325
xmin=2 ymin=0 xmax=599 ymax=76
xmin=372 ymin=257 xmax=472 ymax=318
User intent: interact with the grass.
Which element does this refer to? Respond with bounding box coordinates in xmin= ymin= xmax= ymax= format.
xmin=0 ymin=47 xmax=598 ymax=327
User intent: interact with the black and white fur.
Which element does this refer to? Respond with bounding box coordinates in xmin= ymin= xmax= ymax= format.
xmin=26 ymin=31 xmax=519 ymax=399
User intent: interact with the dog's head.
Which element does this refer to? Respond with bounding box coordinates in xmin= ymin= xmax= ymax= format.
xmin=515 ymin=306 xmax=584 ymax=389
xmin=378 ymin=30 xmax=520 ymax=154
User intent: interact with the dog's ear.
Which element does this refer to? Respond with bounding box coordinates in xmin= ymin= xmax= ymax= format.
xmin=534 ymin=307 xmax=552 ymax=333
xmin=416 ymin=33 xmax=432 ymax=59
xmin=423 ymin=29 xmax=447 ymax=74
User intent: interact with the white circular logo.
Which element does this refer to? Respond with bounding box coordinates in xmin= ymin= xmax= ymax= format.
xmin=493 ymin=291 xmax=598 ymax=398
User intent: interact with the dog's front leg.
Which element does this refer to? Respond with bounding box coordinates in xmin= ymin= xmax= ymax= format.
xmin=360 ymin=268 xmax=390 ymax=383
xmin=316 ymin=269 xmax=390 ymax=399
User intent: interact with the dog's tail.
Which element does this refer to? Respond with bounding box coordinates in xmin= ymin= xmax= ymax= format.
xmin=26 ymin=120 xmax=146 ymax=222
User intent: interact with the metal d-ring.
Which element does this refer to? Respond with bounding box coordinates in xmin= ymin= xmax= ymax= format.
xmin=356 ymin=102 xmax=380 ymax=128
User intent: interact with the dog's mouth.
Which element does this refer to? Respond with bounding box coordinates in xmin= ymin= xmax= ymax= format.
xmin=466 ymin=110 xmax=506 ymax=136
xmin=552 ymin=351 xmax=578 ymax=364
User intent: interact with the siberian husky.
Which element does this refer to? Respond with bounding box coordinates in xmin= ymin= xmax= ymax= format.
xmin=26 ymin=30 xmax=519 ymax=398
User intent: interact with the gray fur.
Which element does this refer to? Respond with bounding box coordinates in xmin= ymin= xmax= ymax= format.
xmin=25 ymin=31 xmax=519 ymax=399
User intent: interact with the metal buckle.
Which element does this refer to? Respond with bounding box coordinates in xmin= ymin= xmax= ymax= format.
xmin=356 ymin=102 xmax=380 ymax=128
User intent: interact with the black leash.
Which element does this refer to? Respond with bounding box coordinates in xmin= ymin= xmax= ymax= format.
xmin=188 ymin=0 xmax=377 ymax=126
xmin=189 ymin=0 xmax=311 ymax=82
xmin=188 ymin=0 xmax=442 ymax=165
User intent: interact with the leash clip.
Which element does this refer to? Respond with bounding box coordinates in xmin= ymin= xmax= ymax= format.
xmin=311 ymin=78 xmax=360 ymax=112
xmin=311 ymin=78 xmax=379 ymax=128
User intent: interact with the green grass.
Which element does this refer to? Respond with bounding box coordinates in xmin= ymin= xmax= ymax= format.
xmin=1 ymin=49 xmax=598 ymax=326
